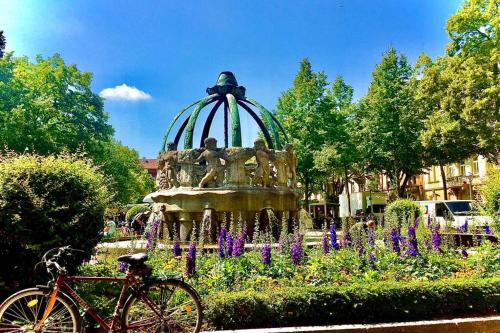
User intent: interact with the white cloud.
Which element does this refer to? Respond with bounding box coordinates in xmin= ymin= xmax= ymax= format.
xmin=99 ymin=84 xmax=151 ymax=101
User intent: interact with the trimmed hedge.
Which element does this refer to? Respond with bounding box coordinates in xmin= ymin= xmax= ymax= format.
xmin=0 ymin=154 xmax=109 ymax=295
xmin=205 ymin=277 xmax=500 ymax=330
xmin=385 ymin=198 xmax=420 ymax=229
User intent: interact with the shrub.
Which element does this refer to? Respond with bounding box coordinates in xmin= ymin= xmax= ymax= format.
xmin=206 ymin=277 xmax=499 ymax=330
xmin=385 ymin=198 xmax=420 ymax=230
xmin=0 ymin=154 xmax=109 ymax=295
xmin=125 ymin=204 xmax=150 ymax=224
xmin=479 ymin=168 xmax=499 ymax=232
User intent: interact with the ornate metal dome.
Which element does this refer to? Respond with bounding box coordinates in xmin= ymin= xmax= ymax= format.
xmin=161 ymin=71 xmax=288 ymax=151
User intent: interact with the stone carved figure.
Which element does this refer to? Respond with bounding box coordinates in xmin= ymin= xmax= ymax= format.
xmin=284 ymin=144 xmax=297 ymax=188
xmin=225 ymin=147 xmax=254 ymax=186
xmin=157 ymin=142 xmax=179 ymax=190
xmin=196 ymin=137 xmax=226 ymax=188
xmin=178 ymin=149 xmax=201 ymax=187
xmin=272 ymin=150 xmax=288 ymax=187
xmin=253 ymin=139 xmax=272 ymax=187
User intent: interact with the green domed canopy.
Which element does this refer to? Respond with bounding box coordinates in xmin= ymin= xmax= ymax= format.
xmin=161 ymin=72 xmax=288 ymax=152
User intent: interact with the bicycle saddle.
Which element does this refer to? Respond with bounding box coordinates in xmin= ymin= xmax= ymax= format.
xmin=117 ymin=253 xmax=148 ymax=265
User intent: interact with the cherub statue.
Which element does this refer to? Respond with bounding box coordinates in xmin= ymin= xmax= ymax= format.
xmin=196 ymin=137 xmax=226 ymax=188
xmin=157 ymin=142 xmax=179 ymax=190
xmin=253 ymin=139 xmax=271 ymax=187
xmin=284 ymin=144 xmax=297 ymax=188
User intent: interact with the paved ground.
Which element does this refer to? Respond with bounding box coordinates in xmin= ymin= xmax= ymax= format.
xmin=203 ymin=316 xmax=500 ymax=333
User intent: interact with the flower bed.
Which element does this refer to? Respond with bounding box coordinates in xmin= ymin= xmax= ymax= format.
xmin=85 ymin=215 xmax=499 ymax=329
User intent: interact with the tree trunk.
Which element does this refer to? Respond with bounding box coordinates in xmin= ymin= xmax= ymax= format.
xmin=439 ymin=163 xmax=448 ymax=200
xmin=398 ymin=173 xmax=409 ymax=198
xmin=344 ymin=165 xmax=351 ymax=215
xmin=304 ymin=176 xmax=310 ymax=211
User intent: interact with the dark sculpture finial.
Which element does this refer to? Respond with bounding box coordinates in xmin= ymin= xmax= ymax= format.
xmin=206 ymin=71 xmax=246 ymax=97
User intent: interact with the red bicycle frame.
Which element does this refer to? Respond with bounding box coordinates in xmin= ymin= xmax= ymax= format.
xmin=37 ymin=272 xmax=162 ymax=332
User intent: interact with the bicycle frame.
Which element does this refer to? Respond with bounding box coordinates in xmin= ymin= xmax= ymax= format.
xmin=36 ymin=272 xmax=162 ymax=332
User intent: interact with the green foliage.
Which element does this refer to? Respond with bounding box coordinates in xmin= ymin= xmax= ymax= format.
xmin=97 ymin=141 xmax=155 ymax=204
xmin=125 ymin=204 xmax=150 ymax=223
xmin=0 ymin=53 xmax=154 ymax=204
xmin=479 ymin=168 xmax=500 ymax=232
xmin=206 ymin=277 xmax=499 ymax=330
xmin=0 ymin=31 xmax=5 ymax=58
xmin=385 ymin=199 xmax=420 ymax=230
xmin=275 ymin=60 xmax=358 ymax=202
xmin=355 ymin=48 xmax=424 ymax=197
xmin=0 ymin=153 xmax=109 ymax=293
xmin=0 ymin=54 xmax=113 ymax=155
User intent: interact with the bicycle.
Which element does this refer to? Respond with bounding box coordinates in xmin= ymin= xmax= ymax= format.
xmin=0 ymin=246 xmax=203 ymax=332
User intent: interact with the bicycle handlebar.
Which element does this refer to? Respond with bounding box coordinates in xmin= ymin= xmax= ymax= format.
xmin=38 ymin=246 xmax=85 ymax=278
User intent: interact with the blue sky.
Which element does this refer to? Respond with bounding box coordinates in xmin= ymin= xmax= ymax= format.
xmin=1 ymin=1 xmax=462 ymax=157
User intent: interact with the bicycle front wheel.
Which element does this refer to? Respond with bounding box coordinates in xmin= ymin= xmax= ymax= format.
xmin=122 ymin=279 xmax=202 ymax=333
xmin=0 ymin=288 xmax=80 ymax=333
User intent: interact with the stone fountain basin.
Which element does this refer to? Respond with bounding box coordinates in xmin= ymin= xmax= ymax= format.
xmin=150 ymin=186 xmax=297 ymax=212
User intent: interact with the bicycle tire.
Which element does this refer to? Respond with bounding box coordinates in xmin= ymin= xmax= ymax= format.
xmin=121 ymin=279 xmax=202 ymax=333
xmin=0 ymin=287 xmax=81 ymax=333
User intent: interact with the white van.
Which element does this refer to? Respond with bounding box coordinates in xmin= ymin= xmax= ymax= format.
xmin=418 ymin=200 xmax=490 ymax=230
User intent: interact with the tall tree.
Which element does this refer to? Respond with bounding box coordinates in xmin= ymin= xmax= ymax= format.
xmin=416 ymin=54 xmax=478 ymax=199
xmin=0 ymin=54 xmax=154 ymax=204
xmin=314 ymin=76 xmax=359 ymax=213
xmin=444 ymin=0 xmax=499 ymax=161
xmin=0 ymin=31 xmax=5 ymax=58
xmin=416 ymin=0 xmax=499 ymax=196
xmin=355 ymin=48 xmax=424 ymax=198
xmin=275 ymin=59 xmax=332 ymax=207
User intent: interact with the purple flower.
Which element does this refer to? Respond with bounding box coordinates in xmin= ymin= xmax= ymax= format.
xmin=369 ymin=253 xmax=376 ymax=263
xmin=380 ymin=216 xmax=385 ymax=228
xmin=414 ymin=216 xmax=420 ymax=228
xmin=329 ymin=224 xmax=339 ymax=250
xmin=233 ymin=228 xmax=246 ymax=257
xmin=261 ymin=243 xmax=271 ymax=265
xmin=185 ymin=243 xmax=196 ymax=277
xmin=226 ymin=234 xmax=234 ymax=257
xmin=356 ymin=238 xmax=364 ymax=258
xmin=461 ymin=249 xmax=468 ymax=257
xmin=118 ymin=260 xmax=129 ymax=273
xmin=291 ymin=234 xmax=303 ymax=265
xmin=368 ymin=228 xmax=375 ymax=247
xmin=458 ymin=220 xmax=468 ymax=233
xmin=219 ymin=227 xmax=227 ymax=241
xmin=343 ymin=232 xmax=352 ymax=247
xmin=218 ymin=234 xmax=225 ymax=259
xmin=390 ymin=229 xmax=401 ymax=255
xmin=407 ymin=226 xmax=420 ymax=257
xmin=145 ymin=218 xmax=161 ymax=251
xmin=432 ymin=227 xmax=441 ymax=253
xmin=484 ymin=225 xmax=491 ymax=235
xmin=173 ymin=241 xmax=182 ymax=257
xmin=322 ymin=236 xmax=330 ymax=255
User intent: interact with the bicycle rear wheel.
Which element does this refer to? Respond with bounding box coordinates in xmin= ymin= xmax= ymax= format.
xmin=0 ymin=288 xmax=80 ymax=333
xmin=122 ymin=279 xmax=202 ymax=333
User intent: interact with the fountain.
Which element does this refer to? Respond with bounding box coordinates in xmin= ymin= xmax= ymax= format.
xmin=150 ymin=72 xmax=298 ymax=242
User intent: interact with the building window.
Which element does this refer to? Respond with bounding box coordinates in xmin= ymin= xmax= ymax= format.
xmin=473 ymin=161 xmax=479 ymax=175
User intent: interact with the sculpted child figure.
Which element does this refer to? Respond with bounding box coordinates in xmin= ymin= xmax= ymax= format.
xmin=253 ymin=138 xmax=271 ymax=187
xmin=196 ymin=137 xmax=226 ymax=188
xmin=163 ymin=142 xmax=179 ymax=189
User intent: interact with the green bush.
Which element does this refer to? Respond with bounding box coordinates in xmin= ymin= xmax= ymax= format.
xmin=479 ymin=168 xmax=499 ymax=232
xmin=0 ymin=154 xmax=109 ymax=294
xmin=125 ymin=203 xmax=150 ymax=224
xmin=206 ymin=277 xmax=500 ymax=330
xmin=385 ymin=198 xmax=420 ymax=229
